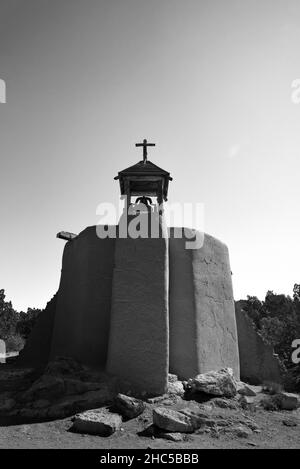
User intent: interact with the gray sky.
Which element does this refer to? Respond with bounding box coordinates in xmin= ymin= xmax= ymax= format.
xmin=0 ymin=0 xmax=300 ymax=310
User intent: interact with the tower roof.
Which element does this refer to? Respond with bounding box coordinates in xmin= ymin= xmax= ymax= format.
xmin=114 ymin=159 xmax=172 ymax=180
xmin=115 ymin=160 xmax=172 ymax=201
xmin=114 ymin=140 xmax=173 ymax=202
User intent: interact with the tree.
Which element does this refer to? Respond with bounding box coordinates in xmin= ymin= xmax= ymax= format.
xmin=0 ymin=289 xmax=42 ymax=351
xmin=16 ymin=307 xmax=42 ymax=340
xmin=0 ymin=289 xmax=18 ymax=340
xmin=240 ymin=287 xmax=300 ymax=377
xmin=293 ymin=283 xmax=300 ymax=302
xmin=240 ymin=296 xmax=266 ymax=330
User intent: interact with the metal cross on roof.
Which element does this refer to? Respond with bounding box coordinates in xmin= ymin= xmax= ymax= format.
xmin=135 ymin=139 xmax=155 ymax=163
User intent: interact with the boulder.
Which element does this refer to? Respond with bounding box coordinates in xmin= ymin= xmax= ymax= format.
xmin=260 ymin=395 xmax=281 ymax=411
xmin=159 ymin=432 xmax=183 ymax=442
xmin=239 ymin=395 xmax=256 ymax=411
xmin=168 ymin=380 xmax=185 ymax=396
xmin=277 ymin=392 xmax=300 ymax=411
xmin=44 ymin=357 xmax=84 ymax=377
xmin=18 ymin=408 xmax=47 ymax=420
xmin=50 ymin=387 xmax=116 ymax=418
xmin=0 ymin=398 xmax=16 ymax=413
xmin=230 ymin=425 xmax=252 ymax=438
xmin=114 ymin=394 xmax=145 ymax=420
xmin=237 ymin=382 xmax=257 ymax=397
xmin=187 ymin=368 xmax=237 ymax=398
xmin=32 ymin=399 xmax=50 ymax=409
xmin=168 ymin=374 xmax=179 ymax=383
xmin=0 ymin=367 xmax=37 ymax=393
xmin=146 ymin=396 xmax=168 ymax=405
xmin=178 ymin=407 xmax=214 ymax=430
xmin=71 ymin=409 xmax=122 ymax=436
xmin=13 ymin=386 xmax=116 ymax=421
xmin=250 ymin=385 xmax=263 ymax=394
xmin=212 ymin=398 xmax=239 ymax=410
xmin=153 ymin=407 xmax=194 ymax=433
xmin=21 ymin=375 xmax=65 ymax=402
xmin=63 ymin=379 xmax=102 ymax=395
xmin=282 ymin=418 xmax=298 ymax=427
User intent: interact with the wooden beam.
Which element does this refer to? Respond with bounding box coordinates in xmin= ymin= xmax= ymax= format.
xmin=56 ymin=231 xmax=77 ymax=241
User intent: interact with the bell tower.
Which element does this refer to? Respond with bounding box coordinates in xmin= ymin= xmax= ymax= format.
xmin=107 ymin=140 xmax=171 ymax=395
xmin=114 ymin=139 xmax=172 ymax=210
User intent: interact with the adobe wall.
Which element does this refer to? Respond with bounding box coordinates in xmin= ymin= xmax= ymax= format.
xmin=168 ymin=230 xmax=199 ymax=379
xmin=106 ymin=213 xmax=169 ymax=395
xmin=18 ymin=294 xmax=57 ymax=368
xmin=49 ymin=226 xmax=115 ymax=368
xmin=169 ymin=229 xmax=240 ymax=380
xmin=235 ymin=302 xmax=283 ymax=384
xmin=18 ymin=222 xmax=241 ymax=388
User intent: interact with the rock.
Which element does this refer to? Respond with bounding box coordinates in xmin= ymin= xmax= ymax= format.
xmin=187 ymin=368 xmax=237 ymax=398
xmin=244 ymin=419 xmax=260 ymax=431
xmin=18 ymin=408 xmax=47 ymax=420
xmin=0 ymin=398 xmax=16 ymax=412
xmin=48 ymin=387 xmax=116 ymax=419
xmin=212 ymin=398 xmax=239 ymax=409
xmin=44 ymin=357 xmax=84 ymax=377
xmin=197 ymin=403 xmax=214 ymax=413
xmin=168 ymin=374 xmax=178 ymax=383
xmin=277 ymin=392 xmax=300 ymax=411
xmin=22 ymin=375 xmax=109 ymax=404
xmin=179 ymin=408 xmax=215 ymax=430
xmin=160 ymin=399 xmax=176 ymax=406
xmin=17 ymin=364 xmax=118 ymax=416
xmin=71 ymin=409 xmax=122 ymax=436
xmin=0 ymin=368 xmax=37 ymax=393
xmin=237 ymin=382 xmax=257 ymax=397
xmin=182 ymin=381 xmax=188 ymax=390
xmin=21 ymin=375 xmax=65 ymax=402
xmin=215 ymin=420 xmax=230 ymax=428
xmin=146 ymin=395 xmax=167 ymax=404
xmin=153 ymin=407 xmax=194 ymax=433
xmin=64 ymin=379 xmax=102 ymax=395
xmin=230 ymin=425 xmax=252 ymax=438
xmin=260 ymin=395 xmax=281 ymax=411
xmin=283 ymin=418 xmax=298 ymax=427
xmin=168 ymin=380 xmax=185 ymax=396
xmin=114 ymin=394 xmax=145 ymax=420
xmin=32 ymin=399 xmax=50 ymax=409
xmin=250 ymin=385 xmax=263 ymax=394
xmin=21 ymin=385 xmax=116 ymax=421
xmin=47 ymin=402 xmax=76 ymax=420
xmin=159 ymin=432 xmax=183 ymax=442
xmin=239 ymin=395 xmax=256 ymax=411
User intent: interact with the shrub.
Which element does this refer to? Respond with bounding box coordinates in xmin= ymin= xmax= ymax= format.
xmin=5 ymin=333 xmax=25 ymax=353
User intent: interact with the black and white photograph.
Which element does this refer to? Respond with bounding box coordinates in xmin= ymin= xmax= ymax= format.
xmin=0 ymin=0 xmax=299 ymax=456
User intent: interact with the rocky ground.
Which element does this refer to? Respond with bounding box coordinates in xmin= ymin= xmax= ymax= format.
xmin=0 ymin=358 xmax=299 ymax=449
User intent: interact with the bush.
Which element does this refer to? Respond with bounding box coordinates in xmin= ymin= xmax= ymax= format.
xmin=5 ymin=333 xmax=25 ymax=353
xmin=238 ymin=286 xmax=300 ymax=371
xmin=0 ymin=289 xmax=42 ymax=351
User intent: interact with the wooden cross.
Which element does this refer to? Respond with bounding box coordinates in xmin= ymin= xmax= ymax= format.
xmin=135 ymin=139 xmax=155 ymax=163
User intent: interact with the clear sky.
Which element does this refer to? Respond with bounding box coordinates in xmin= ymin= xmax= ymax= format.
xmin=0 ymin=0 xmax=300 ymax=311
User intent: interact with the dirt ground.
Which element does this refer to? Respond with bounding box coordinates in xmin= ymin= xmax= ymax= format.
xmin=0 ymin=401 xmax=299 ymax=449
